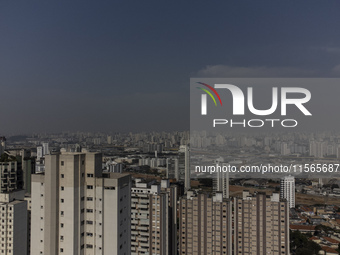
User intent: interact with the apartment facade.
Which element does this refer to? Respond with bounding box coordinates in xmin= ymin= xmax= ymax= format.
xmin=131 ymin=180 xmax=169 ymax=255
xmin=179 ymin=192 xmax=232 ymax=255
xmin=0 ymin=190 xmax=28 ymax=255
xmin=0 ymin=161 xmax=23 ymax=193
xmin=31 ymin=151 xmax=131 ymax=255
xmin=160 ymin=180 xmax=178 ymax=255
xmin=280 ymin=175 xmax=295 ymax=208
xmin=178 ymin=145 xmax=190 ymax=192
xmin=234 ymin=191 xmax=290 ymax=255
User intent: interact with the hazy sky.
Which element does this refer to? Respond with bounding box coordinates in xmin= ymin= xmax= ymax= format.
xmin=1 ymin=1 xmax=340 ymax=134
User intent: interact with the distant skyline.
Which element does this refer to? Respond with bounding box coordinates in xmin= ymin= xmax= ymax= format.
xmin=1 ymin=1 xmax=340 ymax=134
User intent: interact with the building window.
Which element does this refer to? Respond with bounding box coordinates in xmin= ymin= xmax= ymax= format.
xmin=61 ymin=186 xmax=64 ymax=191
xmin=87 ymin=185 xmax=93 ymax=189
xmin=61 ymin=174 xmax=64 ymax=178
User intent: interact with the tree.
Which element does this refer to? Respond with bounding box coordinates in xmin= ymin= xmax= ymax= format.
xmin=290 ymin=230 xmax=321 ymax=254
xmin=200 ymin=178 xmax=213 ymax=187
xmin=332 ymin=184 xmax=339 ymax=189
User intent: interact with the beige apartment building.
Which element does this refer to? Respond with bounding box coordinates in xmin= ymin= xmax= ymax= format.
xmin=234 ymin=191 xmax=290 ymax=255
xmin=179 ymin=191 xmax=232 ymax=255
xmin=31 ymin=151 xmax=131 ymax=255
xmin=131 ymin=179 xmax=170 ymax=255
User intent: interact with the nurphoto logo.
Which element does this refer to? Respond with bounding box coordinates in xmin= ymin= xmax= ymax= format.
xmin=196 ymin=82 xmax=312 ymax=128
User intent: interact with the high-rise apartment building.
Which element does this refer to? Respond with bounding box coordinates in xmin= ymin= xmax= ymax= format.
xmin=0 ymin=161 xmax=23 ymax=193
xmin=178 ymin=145 xmax=190 ymax=192
xmin=213 ymin=158 xmax=229 ymax=199
xmin=280 ymin=175 xmax=295 ymax=208
xmin=0 ymin=155 xmax=29 ymax=255
xmin=131 ymin=180 xmax=170 ymax=255
xmin=309 ymin=140 xmax=325 ymax=158
xmin=24 ymin=195 xmax=31 ymax=255
xmin=0 ymin=190 xmax=28 ymax=255
xmin=42 ymin=143 xmax=49 ymax=156
xmin=234 ymin=191 xmax=290 ymax=255
xmin=166 ymin=157 xmax=179 ymax=180
xmin=179 ymin=191 xmax=232 ymax=255
xmin=160 ymin=180 xmax=178 ymax=255
xmin=31 ymin=151 xmax=131 ymax=255
xmin=107 ymin=136 xmax=112 ymax=145
xmin=0 ymin=137 xmax=6 ymax=155
xmin=37 ymin=147 xmax=43 ymax=160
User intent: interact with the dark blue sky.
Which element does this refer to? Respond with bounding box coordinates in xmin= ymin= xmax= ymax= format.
xmin=1 ymin=1 xmax=340 ymax=134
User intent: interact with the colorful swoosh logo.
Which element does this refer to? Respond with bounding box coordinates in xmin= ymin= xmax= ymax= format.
xmin=196 ymin=82 xmax=223 ymax=106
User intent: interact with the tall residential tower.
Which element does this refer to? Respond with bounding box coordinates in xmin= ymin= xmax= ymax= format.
xmin=31 ymin=151 xmax=131 ymax=255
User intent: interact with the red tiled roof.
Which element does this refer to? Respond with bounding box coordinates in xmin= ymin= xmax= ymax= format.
xmin=321 ymin=246 xmax=338 ymax=254
xmin=323 ymin=237 xmax=340 ymax=244
xmin=290 ymin=225 xmax=315 ymax=231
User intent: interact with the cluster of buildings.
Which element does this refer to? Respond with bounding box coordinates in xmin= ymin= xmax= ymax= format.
xmin=290 ymin=203 xmax=340 ymax=255
xmin=0 ymin=135 xmax=295 ymax=255
xmin=4 ymin=132 xmax=340 ymax=254
xmin=309 ymin=140 xmax=340 ymax=158
xmin=191 ymin=131 xmax=340 ymax=159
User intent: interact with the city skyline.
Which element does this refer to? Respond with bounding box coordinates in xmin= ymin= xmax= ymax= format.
xmin=1 ymin=131 xmax=340 ymax=254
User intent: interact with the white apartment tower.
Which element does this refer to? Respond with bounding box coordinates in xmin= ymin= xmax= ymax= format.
xmin=42 ymin=143 xmax=50 ymax=156
xmin=31 ymin=151 xmax=131 ymax=255
xmin=213 ymin=158 xmax=229 ymax=199
xmin=37 ymin=147 xmax=43 ymax=160
xmin=280 ymin=175 xmax=295 ymax=208
xmin=0 ymin=190 xmax=28 ymax=255
xmin=178 ymin=145 xmax=190 ymax=192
